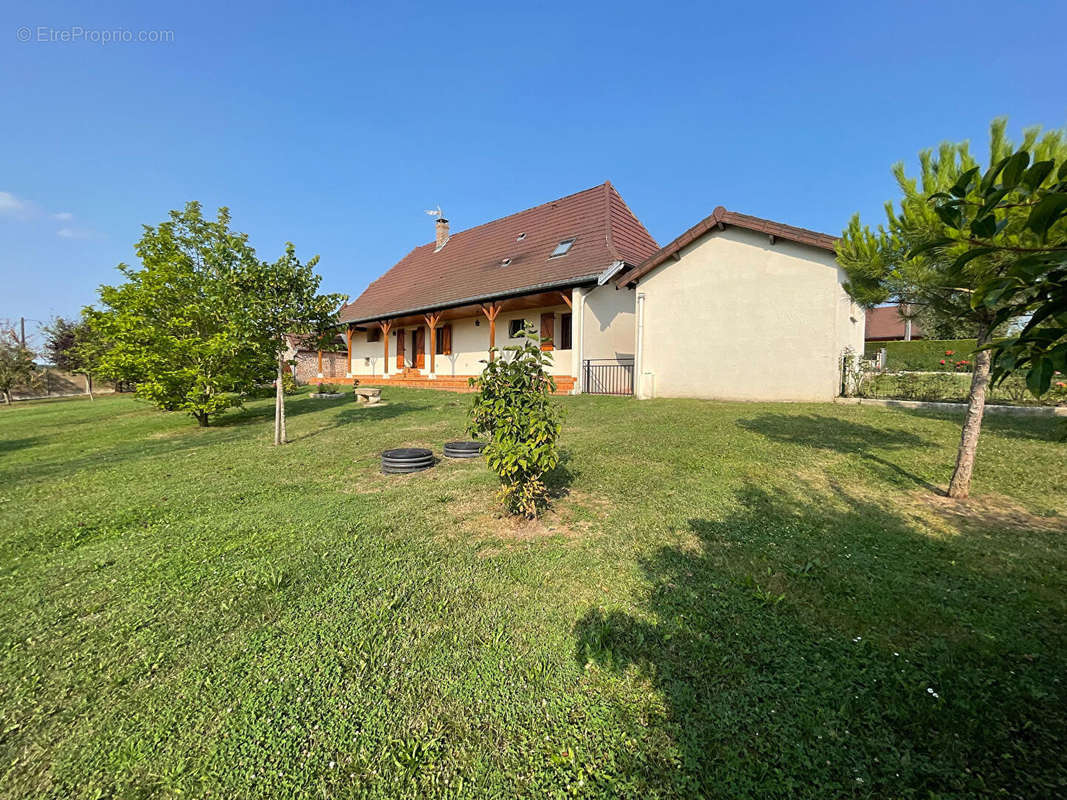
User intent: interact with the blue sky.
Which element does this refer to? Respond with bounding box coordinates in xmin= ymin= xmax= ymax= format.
xmin=3 ymin=0 xmax=1065 ymax=343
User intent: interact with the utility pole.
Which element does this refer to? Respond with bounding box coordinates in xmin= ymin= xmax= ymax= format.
xmin=20 ymin=317 xmax=26 ymax=348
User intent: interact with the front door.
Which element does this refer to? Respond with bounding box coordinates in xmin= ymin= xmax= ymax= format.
xmin=415 ymin=327 xmax=426 ymax=369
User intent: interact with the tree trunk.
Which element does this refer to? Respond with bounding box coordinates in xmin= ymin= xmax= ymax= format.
xmin=274 ymin=355 xmax=285 ymax=445
xmin=2 ymin=390 xmax=9 ymax=405
xmin=85 ymin=373 xmax=94 ymax=401
xmin=196 ymin=411 xmax=210 ymax=427
xmin=947 ymin=323 xmax=992 ymax=499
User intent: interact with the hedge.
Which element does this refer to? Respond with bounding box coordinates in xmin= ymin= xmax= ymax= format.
xmin=863 ymin=338 xmax=980 ymax=372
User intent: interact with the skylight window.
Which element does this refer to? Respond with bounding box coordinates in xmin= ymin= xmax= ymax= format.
xmin=550 ymin=237 xmax=575 ymax=258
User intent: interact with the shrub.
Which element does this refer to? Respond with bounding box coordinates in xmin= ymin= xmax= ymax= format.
xmin=316 ymin=382 xmax=340 ymax=394
xmin=468 ymin=325 xmax=561 ymax=517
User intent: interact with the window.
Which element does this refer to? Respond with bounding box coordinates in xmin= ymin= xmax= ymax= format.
xmin=549 ymin=237 xmax=575 ymax=258
xmin=367 ymin=327 xmax=381 ymax=343
xmin=559 ymin=313 xmax=572 ymax=350
xmin=508 ymin=318 xmax=528 ymax=338
xmin=434 ymin=324 xmax=452 ymax=355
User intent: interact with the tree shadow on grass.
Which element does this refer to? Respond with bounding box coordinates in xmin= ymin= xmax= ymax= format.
xmin=894 ymin=406 xmax=1064 ymax=442
xmin=737 ymin=413 xmax=944 ymax=493
xmin=545 ymin=450 xmax=577 ymax=499
xmin=287 ymin=402 xmax=421 ymax=442
xmin=0 ymin=436 xmax=43 ymax=455
xmin=574 ymin=483 xmax=1067 ymax=798
xmin=211 ymin=393 xmax=348 ymax=428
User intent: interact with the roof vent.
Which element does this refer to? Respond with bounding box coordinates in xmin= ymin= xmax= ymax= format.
xmin=501 ymin=257 xmax=512 ymax=267
xmin=516 ymin=232 xmax=526 ymax=241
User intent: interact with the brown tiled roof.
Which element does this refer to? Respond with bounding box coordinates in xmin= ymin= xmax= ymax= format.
xmin=616 ymin=206 xmax=837 ymax=286
xmin=865 ymin=305 xmax=924 ymax=340
xmin=339 ymin=182 xmax=658 ymax=323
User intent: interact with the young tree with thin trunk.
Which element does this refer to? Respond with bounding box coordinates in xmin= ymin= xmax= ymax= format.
xmin=837 ymin=119 xmax=1067 ymax=498
xmin=242 ymin=245 xmax=345 ymax=445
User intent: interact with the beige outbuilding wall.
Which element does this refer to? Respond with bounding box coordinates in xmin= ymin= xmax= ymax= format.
xmin=634 ymin=226 xmax=864 ymax=401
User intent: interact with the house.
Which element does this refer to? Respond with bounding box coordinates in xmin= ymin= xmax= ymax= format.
xmin=334 ymin=182 xmax=658 ymax=394
xmin=864 ymin=304 xmax=923 ymax=342
xmin=326 ymin=184 xmax=864 ymax=401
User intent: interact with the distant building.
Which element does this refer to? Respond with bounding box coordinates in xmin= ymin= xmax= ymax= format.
xmin=865 ymin=305 xmax=922 ymax=342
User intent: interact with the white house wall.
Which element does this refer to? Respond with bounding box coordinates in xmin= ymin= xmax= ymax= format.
xmin=636 ymin=226 xmax=864 ymax=401
xmin=582 ymin=284 xmax=636 ymax=362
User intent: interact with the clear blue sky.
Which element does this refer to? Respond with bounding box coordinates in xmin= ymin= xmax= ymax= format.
xmin=3 ymin=0 xmax=1065 ymax=343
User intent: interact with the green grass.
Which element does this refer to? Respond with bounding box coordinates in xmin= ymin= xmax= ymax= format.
xmin=1 ymin=389 xmax=1065 ymax=799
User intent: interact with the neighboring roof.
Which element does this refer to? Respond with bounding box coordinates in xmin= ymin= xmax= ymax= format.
xmin=865 ymin=305 xmax=923 ymax=341
xmin=339 ymin=182 xmax=658 ymax=323
xmin=616 ymin=206 xmax=837 ymax=286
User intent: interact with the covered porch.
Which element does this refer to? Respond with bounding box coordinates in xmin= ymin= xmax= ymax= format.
xmin=312 ymin=288 xmax=580 ymax=395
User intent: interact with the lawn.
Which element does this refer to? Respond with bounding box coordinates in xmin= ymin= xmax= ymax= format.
xmin=1 ymin=389 xmax=1065 ymax=799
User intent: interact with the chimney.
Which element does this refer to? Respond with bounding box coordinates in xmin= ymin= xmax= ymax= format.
xmin=435 ymin=217 xmax=450 ymax=250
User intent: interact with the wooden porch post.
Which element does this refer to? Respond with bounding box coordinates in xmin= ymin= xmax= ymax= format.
xmin=378 ymin=320 xmax=392 ymax=376
xmin=424 ymin=312 xmax=442 ymax=377
xmin=345 ymin=326 xmax=353 ymax=377
xmin=480 ymin=302 xmax=501 ymax=361
xmin=317 ymin=348 xmax=323 ymax=378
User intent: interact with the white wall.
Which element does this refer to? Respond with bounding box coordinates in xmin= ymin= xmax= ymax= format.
xmin=344 ymin=303 xmax=575 ymax=377
xmin=583 ymin=284 xmax=635 ymax=361
xmin=636 ymin=226 xmax=864 ymax=401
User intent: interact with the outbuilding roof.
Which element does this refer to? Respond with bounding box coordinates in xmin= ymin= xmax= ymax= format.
xmin=339 ymin=182 xmax=658 ymax=323
xmin=616 ymin=206 xmax=837 ymax=287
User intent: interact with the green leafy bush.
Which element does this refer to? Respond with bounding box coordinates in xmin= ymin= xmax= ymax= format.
xmin=316 ymin=382 xmax=341 ymax=394
xmin=468 ymin=325 xmax=561 ymax=517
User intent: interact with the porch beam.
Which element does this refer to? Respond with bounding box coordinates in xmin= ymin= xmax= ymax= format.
xmin=480 ymin=302 xmax=501 ymax=361
xmin=378 ymin=320 xmax=392 ymax=376
xmin=558 ymin=290 xmax=572 ymax=309
xmin=345 ymin=325 xmax=353 ymax=377
xmin=424 ymin=312 xmax=442 ymax=376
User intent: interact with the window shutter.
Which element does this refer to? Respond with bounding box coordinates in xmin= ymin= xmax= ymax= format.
xmin=442 ymin=324 xmax=452 ymax=355
xmin=540 ymin=313 xmax=555 ymax=350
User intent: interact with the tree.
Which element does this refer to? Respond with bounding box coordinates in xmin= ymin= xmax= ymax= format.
xmin=242 ymin=245 xmax=345 ymax=445
xmin=467 ymin=325 xmax=562 ymax=517
xmin=89 ymin=203 xmax=271 ymax=426
xmin=0 ymin=326 xmax=39 ymax=404
xmin=926 ymin=157 xmax=1067 ymax=397
xmin=42 ymin=315 xmax=104 ymax=399
xmin=836 ymin=119 xmax=1067 ymax=498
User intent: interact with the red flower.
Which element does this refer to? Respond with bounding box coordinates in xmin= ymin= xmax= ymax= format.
xmin=939 ymin=359 xmax=946 ymax=365
xmin=1057 ymin=382 xmax=1066 ymax=389
xmin=945 ymin=350 xmax=955 ymax=356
